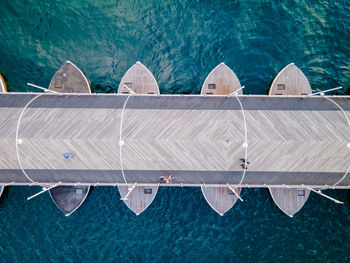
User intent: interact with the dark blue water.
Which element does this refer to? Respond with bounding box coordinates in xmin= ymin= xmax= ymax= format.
xmin=0 ymin=0 xmax=350 ymax=262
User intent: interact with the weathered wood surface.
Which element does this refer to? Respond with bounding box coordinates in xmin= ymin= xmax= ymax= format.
xmin=269 ymin=63 xmax=311 ymax=95
xmin=118 ymin=62 xmax=159 ymax=95
xmin=49 ymin=61 xmax=91 ymax=93
xmin=118 ymin=62 xmax=159 ymax=215
xmin=0 ymin=94 xmax=349 ymax=186
xmin=201 ymin=186 xmax=240 ymax=216
xmin=269 ymin=187 xmax=310 ymax=217
xmin=48 ymin=62 xmax=91 ymax=216
xmin=118 ymin=185 xmax=158 ymax=215
xmin=200 ymin=63 xmax=242 ymax=215
xmin=49 ymin=185 xmax=90 ymax=216
xmin=269 ymin=63 xmax=311 ymax=217
xmin=201 ymin=63 xmax=241 ymax=95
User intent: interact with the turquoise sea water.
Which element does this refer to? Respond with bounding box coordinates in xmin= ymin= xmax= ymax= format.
xmin=0 ymin=0 xmax=350 ymax=262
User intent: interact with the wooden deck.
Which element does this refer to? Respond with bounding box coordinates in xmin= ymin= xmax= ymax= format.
xmin=268 ymin=63 xmax=312 ymax=217
xmin=201 ymin=63 xmax=241 ymax=95
xmin=201 ymin=186 xmax=241 ymax=216
xmin=117 ymin=62 xmax=159 ymax=215
xmin=269 ymin=63 xmax=311 ymax=95
xmin=118 ymin=62 xmax=159 ymax=95
xmin=0 ymin=94 xmax=349 ymax=187
xmin=48 ymin=61 xmax=91 ymax=216
xmin=269 ymin=187 xmax=310 ymax=217
xmin=48 ymin=61 xmax=91 ymax=93
xmin=200 ymin=63 xmax=242 ymax=216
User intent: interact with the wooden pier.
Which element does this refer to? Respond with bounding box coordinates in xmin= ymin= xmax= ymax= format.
xmin=0 ymin=93 xmax=349 ymax=187
xmin=0 ymin=62 xmax=349 ymax=217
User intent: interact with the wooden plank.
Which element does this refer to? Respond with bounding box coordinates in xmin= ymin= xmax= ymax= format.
xmin=201 ymin=63 xmax=241 ymax=95
xmin=48 ymin=62 xmax=91 ymax=216
xmin=49 ymin=61 xmax=91 ymax=93
xmin=118 ymin=62 xmax=159 ymax=95
xmin=200 ymin=63 xmax=242 ymax=215
xmin=118 ymin=62 xmax=159 ymax=215
xmin=269 ymin=63 xmax=311 ymax=217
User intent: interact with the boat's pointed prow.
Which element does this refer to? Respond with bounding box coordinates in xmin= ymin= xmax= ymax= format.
xmin=118 ymin=62 xmax=159 ymax=95
xmin=269 ymin=188 xmax=310 ymax=217
xmin=49 ymin=61 xmax=91 ymax=93
xmin=201 ymin=63 xmax=241 ymax=95
xmin=118 ymin=185 xmax=158 ymax=215
xmin=269 ymin=63 xmax=311 ymax=95
xmin=49 ymin=186 xmax=90 ymax=216
xmin=201 ymin=186 xmax=241 ymax=216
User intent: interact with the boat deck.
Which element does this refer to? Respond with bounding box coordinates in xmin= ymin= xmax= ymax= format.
xmin=49 ymin=185 xmax=90 ymax=215
xmin=269 ymin=63 xmax=311 ymax=95
xmin=49 ymin=61 xmax=90 ymax=93
xmin=269 ymin=187 xmax=310 ymax=216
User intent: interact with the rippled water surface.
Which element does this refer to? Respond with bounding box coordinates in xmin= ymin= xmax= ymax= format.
xmin=0 ymin=0 xmax=350 ymax=262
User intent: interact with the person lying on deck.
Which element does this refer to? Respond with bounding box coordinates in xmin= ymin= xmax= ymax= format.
xmin=159 ymin=175 xmax=174 ymax=184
